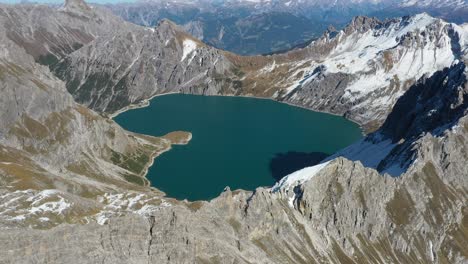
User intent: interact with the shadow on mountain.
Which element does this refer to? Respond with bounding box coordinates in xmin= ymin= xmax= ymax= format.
xmin=332 ymin=63 xmax=467 ymax=176
xmin=380 ymin=62 xmax=467 ymax=142
xmin=269 ymin=151 xmax=329 ymax=182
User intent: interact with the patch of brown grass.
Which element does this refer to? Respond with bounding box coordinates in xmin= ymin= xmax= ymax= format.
xmin=163 ymin=131 xmax=191 ymax=144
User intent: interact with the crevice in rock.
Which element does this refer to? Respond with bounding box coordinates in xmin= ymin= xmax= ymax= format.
xmin=147 ymin=216 xmax=155 ymax=260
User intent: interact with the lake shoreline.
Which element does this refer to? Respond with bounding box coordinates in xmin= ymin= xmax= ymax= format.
xmin=134 ymin=131 xmax=193 ymax=189
xmin=108 ymin=92 xmax=179 ymax=119
xmin=110 ymin=92 xmax=365 ymax=135
xmin=213 ymin=94 xmax=365 ymax=134
xmin=114 ymin=93 xmax=363 ymax=200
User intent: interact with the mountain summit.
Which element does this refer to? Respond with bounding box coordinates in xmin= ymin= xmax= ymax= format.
xmin=64 ymin=0 xmax=91 ymax=11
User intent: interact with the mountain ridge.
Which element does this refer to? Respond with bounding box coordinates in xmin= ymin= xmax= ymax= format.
xmin=106 ymin=0 xmax=468 ymax=54
xmin=50 ymin=11 xmax=466 ymax=132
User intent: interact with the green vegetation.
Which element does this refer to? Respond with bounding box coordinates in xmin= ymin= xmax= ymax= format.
xmin=123 ymin=173 xmax=146 ymax=186
xmin=231 ymin=66 xmax=245 ymax=78
xmin=110 ymin=149 xmax=150 ymax=175
xmin=37 ymin=53 xmax=59 ymax=67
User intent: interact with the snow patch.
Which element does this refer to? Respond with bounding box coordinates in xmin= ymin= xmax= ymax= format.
xmin=29 ymin=198 xmax=70 ymax=215
xmin=93 ymin=192 xmax=173 ymax=225
xmin=181 ymin=39 xmax=198 ymax=62
xmin=328 ymin=135 xmax=396 ymax=169
xmin=326 ymin=133 xmax=409 ymax=176
xmin=259 ymin=60 xmax=277 ymax=74
xmin=0 ymin=189 xmax=72 ymax=227
xmin=272 ymin=161 xmax=330 ymax=192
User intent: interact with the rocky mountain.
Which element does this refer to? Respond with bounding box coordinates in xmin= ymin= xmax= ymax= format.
xmin=107 ymin=1 xmax=325 ymax=55
xmin=0 ymin=0 xmax=467 ymax=263
xmin=372 ymin=0 xmax=468 ymax=25
xmin=107 ymin=0 xmax=468 ymax=54
xmin=272 ymin=14 xmax=467 ymax=130
xmin=52 ymin=19 xmax=237 ymax=114
xmin=400 ymin=0 xmax=466 ymax=8
xmin=53 ymin=12 xmax=467 ymax=133
xmin=0 ymin=0 xmax=191 ymax=228
xmin=0 ymin=0 xmax=125 ymax=65
xmin=2 ymin=112 xmax=468 ymax=263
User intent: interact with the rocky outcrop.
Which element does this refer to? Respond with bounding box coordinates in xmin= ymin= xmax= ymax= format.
xmin=327 ymin=61 xmax=468 ymax=176
xmin=52 ymin=20 xmax=237 ymax=113
xmin=0 ymin=0 xmax=125 ymax=66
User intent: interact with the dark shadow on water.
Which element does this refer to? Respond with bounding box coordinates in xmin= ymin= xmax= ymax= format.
xmin=269 ymin=151 xmax=329 ymax=182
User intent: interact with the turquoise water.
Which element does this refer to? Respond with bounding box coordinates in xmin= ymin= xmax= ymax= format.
xmin=114 ymin=94 xmax=362 ymax=201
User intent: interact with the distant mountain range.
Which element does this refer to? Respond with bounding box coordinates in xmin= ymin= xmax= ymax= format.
xmin=106 ymin=0 xmax=468 ymax=54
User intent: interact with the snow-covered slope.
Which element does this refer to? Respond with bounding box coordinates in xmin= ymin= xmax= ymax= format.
xmin=246 ymin=13 xmax=468 ymax=130
xmin=323 ymin=14 xmax=455 ymax=116
xmin=272 ymin=161 xmax=330 ymax=193
xmin=401 ymin=0 xmax=467 ymax=9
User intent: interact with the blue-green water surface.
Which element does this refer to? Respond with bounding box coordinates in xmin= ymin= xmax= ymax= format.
xmin=115 ymin=94 xmax=362 ymax=201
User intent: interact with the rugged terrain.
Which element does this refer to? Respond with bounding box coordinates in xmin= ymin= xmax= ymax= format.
xmin=107 ymin=0 xmax=468 ymax=55
xmin=53 ymin=10 xmax=467 ymax=132
xmin=0 ymin=0 xmax=191 ymax=228
xmin=0 ymin=0 xmax=467 ymax=263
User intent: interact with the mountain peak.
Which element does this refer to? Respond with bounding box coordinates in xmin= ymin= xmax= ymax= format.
xmin=349 ymin=16 xmax=382 ymax=30
xmin=157 ymin=18 xmax=182 ymax=29
xmin=335 ymin=15 xmax=383 ymax=35
xmin=156 ymin=19 xmax=192 ymax=36
xmin=64 ymin=0 xmax=91 ymax=11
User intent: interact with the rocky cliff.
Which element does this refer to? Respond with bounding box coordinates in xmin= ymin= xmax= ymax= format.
xmin=0 ymin=0 xmax=466 ymax=263
xmin=0 ymin=0 xmax=190 ymax=229
xmin=49 ymin=10 xmax=467 ymax=132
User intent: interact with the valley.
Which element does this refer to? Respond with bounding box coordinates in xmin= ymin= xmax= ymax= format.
xmin=107 ymin=0 xmax=468 ymax=55
xmin=0 ymin=0 xmax=466 ymax=263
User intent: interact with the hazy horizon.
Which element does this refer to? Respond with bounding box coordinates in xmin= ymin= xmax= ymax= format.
xmin=0 ymin=0 xmax=137 ymax=4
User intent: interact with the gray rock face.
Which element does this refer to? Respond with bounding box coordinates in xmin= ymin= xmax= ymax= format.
xmin=53 ymin=20 xmax=237 ymax=113
xmin=0 ymin=0 xmax=124 ymax=65
xmin=278 ymin=14 xmax=467 ymax=131
xmin=0 ymin=1 xmax=466 ymax=263
xmin=1 ymin=134 xmax=467 ymax=263
xmin=106 ymin=0 xmax=468 ymax=56
xmin=326 ymin=61 xmax=468 ymax=176
xmin=0 ymin=0 xmax=189 ymax=229
xmin=50 ymin=11 xmax=467 ymax=132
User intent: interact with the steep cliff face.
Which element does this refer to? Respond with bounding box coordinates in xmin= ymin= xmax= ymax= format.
xmin=52 ymin=20 xmax=237 ymax=113
xmin=327 ymin=62 xmax=468 ymax=176
xmin=0 ymin=2 xmax=190 ymax=229
xmin=0 ymin=0 xmax=124 ymax=66
xmin=251 ymin=14 xmax=467 ymax=131
xmin=50 ymin=10 xmax=467 ymax=132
